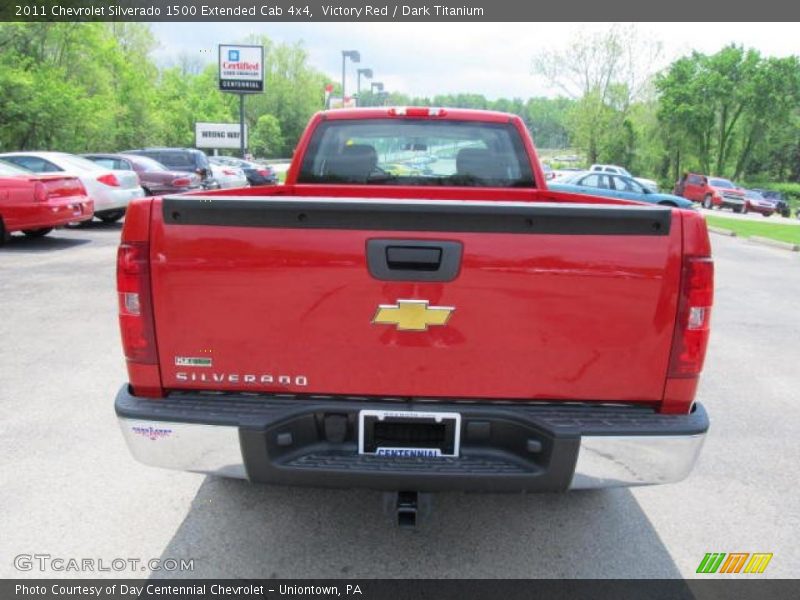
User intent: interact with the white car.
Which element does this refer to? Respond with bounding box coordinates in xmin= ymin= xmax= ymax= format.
xmin=589 ymin=164 xmax=658 ymax=193
xmin=552 ymin=169 xmax=587 ymax=182
xmin=208 ymin=158 xmax=249 ymax=189
xmin=0 ymin=152 xmax=144 ymax=222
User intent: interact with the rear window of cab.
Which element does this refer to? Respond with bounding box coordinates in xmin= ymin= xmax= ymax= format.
xmin=298 ymin=119 xmax=535 ymax=188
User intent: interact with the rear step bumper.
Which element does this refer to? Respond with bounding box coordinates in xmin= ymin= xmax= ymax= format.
xmin=114 ymin=385 xmax=709 ymax=492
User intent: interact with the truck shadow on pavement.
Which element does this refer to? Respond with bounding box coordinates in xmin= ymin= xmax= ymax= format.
xmin=156 ymin=476 xmax=683 ymax=578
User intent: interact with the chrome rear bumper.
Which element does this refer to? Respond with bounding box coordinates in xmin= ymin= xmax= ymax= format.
xmin=570 ymin=433 xmax=706 ymax=489
xmin=116 ymin=386 xmax=708 ymax=491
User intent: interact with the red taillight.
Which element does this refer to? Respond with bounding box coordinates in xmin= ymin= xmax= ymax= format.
xmin=171 ymin=177 xmax=191 ymax=186
xmin=668 ymin=257 xmax=714 ymax=378
xmin=117 ymin=242 xmax=158 ymax=365
xmin=97 ymin=173 xmax=120 ymax=187
xmin=33 ymin=181 xmax=48 ymax=202
xmin=42 ymin=177 xmax=86 ymax=199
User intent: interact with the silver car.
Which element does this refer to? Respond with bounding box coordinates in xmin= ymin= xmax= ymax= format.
xmin=0 ymin=152 xmax=144 ymax=222
xmin=208 ymin=157 xmax=249 ymax=189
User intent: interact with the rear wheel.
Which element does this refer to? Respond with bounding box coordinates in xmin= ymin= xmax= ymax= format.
xmin=703 ymin=195 xmax=713 ymax=209
xmin=0 ymin=218 xmax=7 ymax=246
xmin=22 ymin=228 xmax=53 ymax=237
xmin=762 ymin=212 xmax=773 ymax=218
xmin=98 ymin=210 xmax=125 ymax=223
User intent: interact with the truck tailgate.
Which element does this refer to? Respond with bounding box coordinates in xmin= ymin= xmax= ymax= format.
xmin=149 ymin=196 xmax=682 ymax=403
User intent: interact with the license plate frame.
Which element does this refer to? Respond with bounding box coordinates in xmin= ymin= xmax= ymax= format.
xmin=358 ymin=409 xmax=461 ymax=458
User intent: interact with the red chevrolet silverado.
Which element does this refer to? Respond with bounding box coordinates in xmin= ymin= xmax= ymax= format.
xmin=115 ymin=108 xmax=713 ymax=509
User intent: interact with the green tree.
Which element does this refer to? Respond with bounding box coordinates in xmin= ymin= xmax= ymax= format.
xmin=657 ymin=46 xmax=800 ymax=180
xmin=241 ymin=35 xmax=330 ymax=156
xmin=532 ymin=24 xmax=662 ymax=164
xmin=249 ymin=115 xmax=284 ymax=158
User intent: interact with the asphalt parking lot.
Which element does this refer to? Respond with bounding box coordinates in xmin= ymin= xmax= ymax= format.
xmin=1 ymin=223 xmax=798 ymax=579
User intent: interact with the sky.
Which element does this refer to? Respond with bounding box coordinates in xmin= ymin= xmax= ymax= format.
xmin=149 ymin=22 xmax=800 ymax=100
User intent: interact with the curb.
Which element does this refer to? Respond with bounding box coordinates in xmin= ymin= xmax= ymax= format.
xmin=749 ymin=236 xmax=800 ymax=252
xmin=708 ymin=226 xmax=737 ymax=237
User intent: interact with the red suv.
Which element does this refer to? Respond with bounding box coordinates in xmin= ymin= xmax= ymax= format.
xmin=675 ymin=173 xmax=746 ymax=213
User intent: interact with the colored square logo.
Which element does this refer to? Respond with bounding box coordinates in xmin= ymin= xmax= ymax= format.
xmin=228 ymin=50 xmax=239 ymax=61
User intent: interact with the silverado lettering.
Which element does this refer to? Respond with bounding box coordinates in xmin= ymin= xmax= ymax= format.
xmin=175 ymin=372 xmax=308 ymax=385
xmin=115 ymin=107 xmax=713 ymax=508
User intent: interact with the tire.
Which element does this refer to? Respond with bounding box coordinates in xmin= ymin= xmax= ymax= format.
xmin=702 ymin=195 xmax=713 ymax=209
xmin=98 ymin=210 xmax=125 ymax=223
xmin=762 ymin=212 xmax=772 ymax=218
xmin=0 ymin=218 xmax=7 ymax=246
xmin=22 ymin=228 xmax=53 ymax=237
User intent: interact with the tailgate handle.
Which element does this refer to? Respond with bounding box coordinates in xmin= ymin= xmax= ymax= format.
xmin=367 ymin=240 xmax=462 ymax=282
xmin=386 ymin=246 xmax=442 ymax=271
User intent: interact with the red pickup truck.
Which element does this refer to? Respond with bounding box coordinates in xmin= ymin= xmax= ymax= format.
xmin=675 ymin=172 xmax=746 ymax=212
xmin=115 ymin=108 xmax=713 ymax=514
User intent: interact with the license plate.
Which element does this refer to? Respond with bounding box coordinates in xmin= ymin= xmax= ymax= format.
xmin=358 ymin=409 xmax=461 ymax=458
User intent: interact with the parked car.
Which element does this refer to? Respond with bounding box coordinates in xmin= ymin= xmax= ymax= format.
xmin=124 ymin=148 xmax=220 ymax=190
xmin=211 ymin=156 xmax=278 ymax=186
xmin=743 ymin=189 xmax=775 ymax=217
xmin=0 ymin=152 xmax=143 ymax=222
xmin=552 ymin=167 xmax=585 ymax=181
xmin=589 ymin=164 xmax=658 ymax=192
xmin=752 ymin=189 xmax=791 ymax=217
xmin=549 ymin=171 xmax=695 ymax=208
xmin=115 ymin=108 xmax=713 ymax=513
xmin=675 ymin=173 xmax=746 ymax=212
xmin=207 ymin=158 xmax=250 ymax=189
xmin=0 ymin=159 xmax=93 ymax=244
xmin=82 ymin=153 xmax=202 ymax=196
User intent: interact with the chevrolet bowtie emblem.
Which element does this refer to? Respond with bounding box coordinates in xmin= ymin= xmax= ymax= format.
xmin=372 ymin=300 xmax=455 ymax=332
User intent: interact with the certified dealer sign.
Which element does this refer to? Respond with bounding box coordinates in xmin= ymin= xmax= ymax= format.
xmin=219 ymin=44 xmax=264 ymax=93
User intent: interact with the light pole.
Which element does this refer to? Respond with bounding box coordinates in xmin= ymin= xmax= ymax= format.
xmin=341 ymin=50 xmax=360 ymax=103
xmin=369 ymin=82 xmax=384 ymax=106
xmin=357 ymin=68 xmax=373 ymax=104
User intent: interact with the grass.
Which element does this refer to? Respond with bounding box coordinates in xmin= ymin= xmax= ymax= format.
xmin=705 ymin=214 xmax=800 ymax=245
